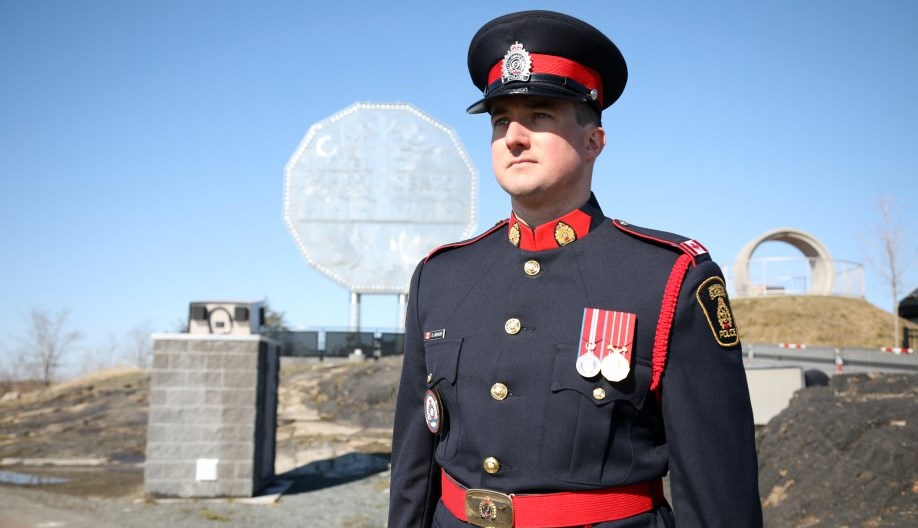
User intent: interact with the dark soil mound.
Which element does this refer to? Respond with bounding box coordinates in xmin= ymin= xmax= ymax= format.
xmin=757 ymin=373 xmax=917 ymax=527
xmin=314 ymin=358 xmax=401 ymax=429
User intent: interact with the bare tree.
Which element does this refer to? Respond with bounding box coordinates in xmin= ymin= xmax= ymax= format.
xmin=123 ymin=322 xmax=153 ymax=369
xmin=0 ymin=349 xmax=17 ymax=382
xmin=171 ymin=316 xmax=188 ymax=333
xmin=263 ymin=305 xmax=289 ymax=331
xmin=75 ymin=333 xmax=121 ymax=378
xmin=860 ymin=197 xmax=917 ymax=347
xmin=15 ymin=308 xmax=82 ymax=385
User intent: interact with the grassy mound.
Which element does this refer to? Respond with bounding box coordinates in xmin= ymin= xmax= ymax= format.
xmin=732 ymin=296 xmax=916 ymax=348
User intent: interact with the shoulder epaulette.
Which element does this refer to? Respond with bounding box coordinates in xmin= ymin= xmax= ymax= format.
xmin=424 ymin=219 xmax=509 ymax=264
xmin=612 ymin=219 xmax=711 ymax=266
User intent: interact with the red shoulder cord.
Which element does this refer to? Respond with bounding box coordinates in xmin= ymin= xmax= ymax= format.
xmin=650 ymin=254 xmax=693 ymax=392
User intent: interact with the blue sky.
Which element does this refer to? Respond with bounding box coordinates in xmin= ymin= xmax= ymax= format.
xmin=1 ymin=1 xmax=916 ymax=375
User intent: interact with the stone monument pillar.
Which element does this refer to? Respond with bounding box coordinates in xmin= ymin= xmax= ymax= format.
xmin=143 ymin=333 xmax=279 ymax=498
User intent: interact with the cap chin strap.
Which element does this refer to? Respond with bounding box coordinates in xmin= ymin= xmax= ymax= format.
xmin=483 ymin=73 xmax=597 ymax=102
xmin=486 ymin=52 xmax=604 ymax=107
xmin=467 ymin=76 xmax=601 ymax=115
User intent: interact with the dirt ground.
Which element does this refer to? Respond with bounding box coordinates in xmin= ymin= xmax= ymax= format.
xmin=1 ymin=358 xmax=916 ymax=527
xmin=0 ymin=368 xmax=149 ymax=498
xmin=0 ymin=359 xmax=400 ymax=499
xmin=756 ymin=372 xmax=917 ymax=527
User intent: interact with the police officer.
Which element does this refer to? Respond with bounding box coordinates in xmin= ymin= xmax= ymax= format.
xmin=389 ymin=10 xmax=762 ymax=527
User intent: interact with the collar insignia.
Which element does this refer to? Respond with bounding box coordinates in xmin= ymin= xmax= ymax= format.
xmin=508 ymin=223 xmax=521 ymax=247
xmin=507 ymin=209 xmax=591 ymax=251
xmin=554 ymin=221 xmax=577 ymax=246
xmin=501 ymin=42 xmax=532 ymax=84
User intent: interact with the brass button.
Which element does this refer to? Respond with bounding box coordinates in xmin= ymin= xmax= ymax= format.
xmin=483 ymin=457 xmax=501 ymax=474
xmin=593 ymin=387 xmax=606 ymax=400
xmin=490 ymin=383 xmax=508 ymax=401
xmin=427 ymin=373 xmax=433 ymax=383
xmin=523 ymin=260 xmax=541 ymax=276
xmin=504 ymin=318 xmax=521 ymax=335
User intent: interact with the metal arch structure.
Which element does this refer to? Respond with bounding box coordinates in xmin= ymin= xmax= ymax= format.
xmin=732 ymin=228 xmax=836 ymax=297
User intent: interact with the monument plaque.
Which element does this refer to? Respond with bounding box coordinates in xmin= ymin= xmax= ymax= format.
xmin=284 ymin=103 xmax=477 ymax=295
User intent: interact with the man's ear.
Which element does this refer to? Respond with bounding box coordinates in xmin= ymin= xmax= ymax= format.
xmin=585 ymin=126 xmax=606 ymax=158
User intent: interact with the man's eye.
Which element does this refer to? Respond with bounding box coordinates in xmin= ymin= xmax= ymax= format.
xmin=534 ymin=112 xmax=550 ymax=119
xmin=492 ymin=118 xmax=509 ymax=127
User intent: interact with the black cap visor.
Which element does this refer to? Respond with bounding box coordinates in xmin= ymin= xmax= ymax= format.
xmin=466 ymin=78 xmax=597 ymax=114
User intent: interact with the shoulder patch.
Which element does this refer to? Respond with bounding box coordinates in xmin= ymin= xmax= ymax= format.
xmin=696 ymin=276 xmax=740 ymax=347
xmin=424 ymin=219 xmax=509 ymax=263
xmin=613 ymin=219 xmax=710 ymax=265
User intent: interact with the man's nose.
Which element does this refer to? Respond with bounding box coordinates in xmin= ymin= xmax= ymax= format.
xmin=504 ymin=120 xmax=530 ymax=149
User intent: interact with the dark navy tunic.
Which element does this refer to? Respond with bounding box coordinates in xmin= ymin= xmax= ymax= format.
xmin=389 ymin=197 xmax=762 ymax=527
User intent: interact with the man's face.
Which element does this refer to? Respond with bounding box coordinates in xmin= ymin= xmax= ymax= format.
xmin=489 ymin=96 xmax=603 ymax=213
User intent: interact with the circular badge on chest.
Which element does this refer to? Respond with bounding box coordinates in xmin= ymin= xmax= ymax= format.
xmin=424 ymin=389 xmax=442 ymax=434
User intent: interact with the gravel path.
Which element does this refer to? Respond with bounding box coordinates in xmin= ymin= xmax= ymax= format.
xmin=0 ymin=469 xmax=390 ymax=528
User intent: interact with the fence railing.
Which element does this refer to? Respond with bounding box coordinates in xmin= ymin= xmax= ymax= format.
xmin=263 ymin=330 xmax=405 ymax=359
xmin=723 ymin=257 xmax=865 ymax=298
xmin=744 ymin=343 xmax=917 ymax=371
xmin=263 ymin=329 xmax=917 ymax=367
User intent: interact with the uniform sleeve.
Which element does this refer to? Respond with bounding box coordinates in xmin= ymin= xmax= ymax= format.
xmin=388 ymin=262 xmax=441 ymax=528
xmin=661 ymin=259 xmax=763 ymax=527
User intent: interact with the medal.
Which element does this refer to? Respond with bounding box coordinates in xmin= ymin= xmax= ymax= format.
xmin=577 ymin=308 xmax=605 ymax=378
xmin=576 ymin=352 xmax=601 ymax=378
xmin=599 ymin=311 xmax=636 ymax=383
xmin=601 ymin=348 xmax=630 ymax=382
xmin=579 ymin=308 xmax=637 ymax=381
xmin=424 ymin=389 xmax=442 ymax=434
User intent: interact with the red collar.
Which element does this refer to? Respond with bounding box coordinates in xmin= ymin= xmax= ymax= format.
xmin=508 ymin=208 xmax=593 ymax=251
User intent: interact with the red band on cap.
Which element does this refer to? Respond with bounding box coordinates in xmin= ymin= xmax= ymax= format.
xmin=488 ymin=53 xmax=604 ymax=106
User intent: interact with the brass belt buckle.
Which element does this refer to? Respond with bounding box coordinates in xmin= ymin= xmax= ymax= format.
xmin=465 ymin=488 xmax=514 ymax=528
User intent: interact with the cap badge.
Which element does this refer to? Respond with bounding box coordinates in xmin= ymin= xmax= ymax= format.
xmin=501 ymin=42 xmax=532 ymax=84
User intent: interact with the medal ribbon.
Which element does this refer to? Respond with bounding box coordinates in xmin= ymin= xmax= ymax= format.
xmin=578 ymin=308 xmax=602 ymax=358
xmin=597 ymin=310 xmax=610 ymax=363
xmin=603 ymin=311 xmax=636 ymax=364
